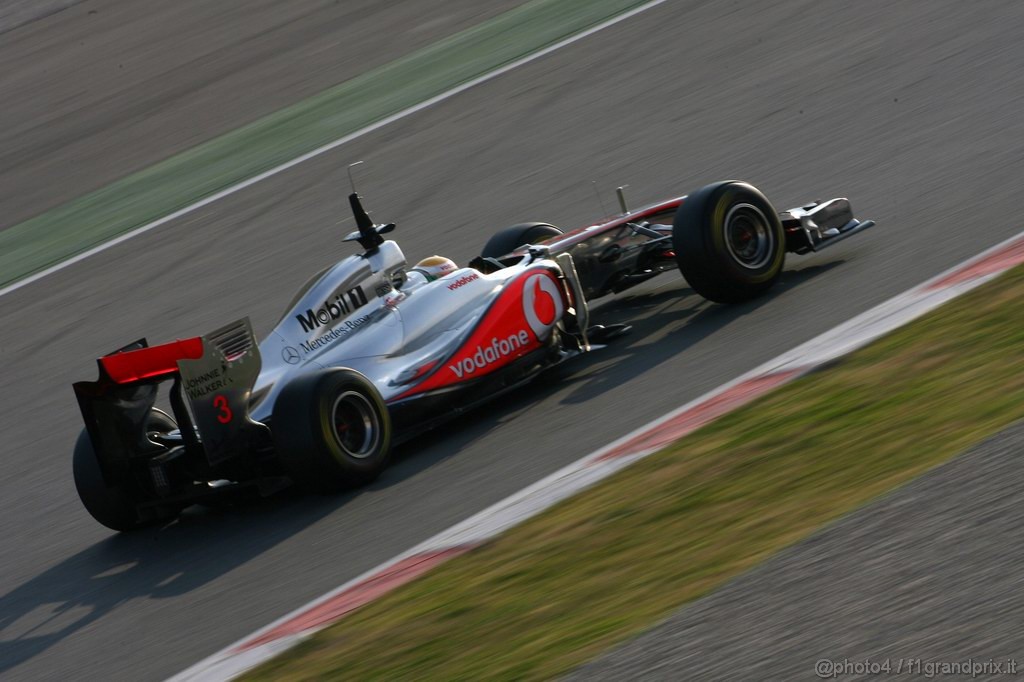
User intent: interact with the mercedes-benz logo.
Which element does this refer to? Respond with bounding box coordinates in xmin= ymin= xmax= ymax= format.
xmin=282 ymin=346 xmax=301 ymax=364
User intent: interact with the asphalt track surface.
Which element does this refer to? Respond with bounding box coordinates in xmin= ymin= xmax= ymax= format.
xmin=0 ymin=1 xmax=85 ymax=35
xmin=0 ymin=0 xmax=522 ymax=229
xmin=570 ymin=421 xmax=1024 ymax=681
xmin=2 ymin=1 xmax=1024 ymax=679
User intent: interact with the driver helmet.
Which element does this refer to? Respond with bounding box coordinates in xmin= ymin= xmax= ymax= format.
xmin=410 ymin=256 xmax=457 ymax=282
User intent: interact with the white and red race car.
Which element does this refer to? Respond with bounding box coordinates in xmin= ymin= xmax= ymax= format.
xmin=72 ymin=179 xmax=873 ymax=530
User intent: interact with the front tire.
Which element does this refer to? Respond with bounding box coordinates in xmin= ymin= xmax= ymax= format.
xmin=73 ymin=409 xmax=177 ymax=532
xmin=273 ymin=369 xmax=392 ymax=494
xmin=480 ymin=222 xmax=563 ymax=260
xmin=672 ymin=181 xmax=785 ymax=303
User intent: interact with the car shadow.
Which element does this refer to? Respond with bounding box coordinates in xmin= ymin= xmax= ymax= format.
xmin=547 ymin=260 xmax=843 ymax=405
xmin=0 ymin=453 xmax=466 ymax=675
xmin=0 ymin=489 xmax=328 ymax=674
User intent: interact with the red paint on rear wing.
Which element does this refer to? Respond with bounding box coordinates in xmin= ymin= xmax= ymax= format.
xmin=99 ymin=337 xmax=204 ymax=384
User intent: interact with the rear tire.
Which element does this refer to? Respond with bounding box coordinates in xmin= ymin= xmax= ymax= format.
xmin=273 ymin=369 xmax=392 ymax=494
xmin=480 ymin=222 xmax=562 ymax=260
xmin=73 ymin=409 xmax=176 ymax=532
xmin=672 ymin=181 xmax=785 ymax=303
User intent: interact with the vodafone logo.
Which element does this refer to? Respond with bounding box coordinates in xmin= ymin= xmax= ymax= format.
xmin=447 ymin=273 xmax=479 ymax=290
xmin=441 ymin=271 xmax=565 ymax=382
xmin=523 ymin=273 xmax=564 ymax=340
xmin=449 ymin=330 xmax=531 ymax=378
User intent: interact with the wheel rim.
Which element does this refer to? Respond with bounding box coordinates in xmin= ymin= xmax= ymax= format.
xmin=723 ymin=203 xmax=774 ymax=270
xmin=330 ymin=391 xmax=380 ymax=459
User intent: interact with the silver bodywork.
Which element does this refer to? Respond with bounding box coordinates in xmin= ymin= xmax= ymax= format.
xmin=249 ymin=240 xmax=558 ymax=423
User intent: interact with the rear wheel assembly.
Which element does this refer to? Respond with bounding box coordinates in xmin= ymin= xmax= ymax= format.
xmin=73 ymin=409 xmax=177 ymax=532
xmin=273 ymin=368 xmax=392 ymax=493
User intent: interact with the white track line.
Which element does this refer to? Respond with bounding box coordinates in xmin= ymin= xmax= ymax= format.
xmin=0 ymin=0 xmax=671 ymax=300
xmin=172 ymin=231 xmax=1024 ymax=680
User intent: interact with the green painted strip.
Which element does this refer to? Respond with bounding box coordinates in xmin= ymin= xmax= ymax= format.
xmin=0 ymin=0 xmax=652 ymax=289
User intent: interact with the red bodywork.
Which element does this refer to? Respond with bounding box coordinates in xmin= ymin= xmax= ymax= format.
xmin=394 ymin=267 xmax=568 ymax=400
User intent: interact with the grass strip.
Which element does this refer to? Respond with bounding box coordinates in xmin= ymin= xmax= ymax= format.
xmin=0 ymin=0 xmax=655 ymax=289
xmin=246 ymin=264 xmax=1024 ymax=681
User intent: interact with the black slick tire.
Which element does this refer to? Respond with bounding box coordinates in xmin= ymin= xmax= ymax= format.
xmin=672 ymin=181 xmax=785 ymax=303
xmin=73 ymin=409 xmax=176 ymax=532
xmin=481 ymin=222 xmax=563 ymax=259
xmin=273 ymin=368 xmax=392 ymax=494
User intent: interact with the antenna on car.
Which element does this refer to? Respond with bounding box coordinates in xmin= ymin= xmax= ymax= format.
xmin=616 ymin=185 xmax=630 ymax=215
xmin=343 ymin=161 xmax=393 ymax=254
xmin=347 ymin=161 xmax=364 ymax=193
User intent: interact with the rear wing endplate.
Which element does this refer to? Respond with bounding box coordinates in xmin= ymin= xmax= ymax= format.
xmin=177 ymin=318 xmax=263 ymax=465
xmin=74 ymin=318 xmax=264 ymax=473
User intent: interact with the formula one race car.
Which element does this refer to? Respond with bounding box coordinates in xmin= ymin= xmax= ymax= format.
xmin=72 ymin=179 xmax=874 ymax=530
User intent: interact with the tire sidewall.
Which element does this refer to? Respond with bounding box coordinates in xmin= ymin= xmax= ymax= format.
xmin=703 ymin=183 xmax=785 ymax=285
xmin=73 ymin=409 xmax=177 ymax=531
xmin=480 ymin=222 xmax=563 ymax=260
xmin=311 ymin=371 xmax=392 ymax=477
xmin=274 ymin=368 xmax=392 ymax=492
xmin=672 ymin=181 xmax=786 ymax=303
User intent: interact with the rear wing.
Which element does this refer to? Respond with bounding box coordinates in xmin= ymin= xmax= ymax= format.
xmin=74 ymin=318 xmax=265 ymax=473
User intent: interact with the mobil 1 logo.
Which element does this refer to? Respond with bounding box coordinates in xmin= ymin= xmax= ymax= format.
xmin=296 ymin=285 xmax=369 ymax=333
